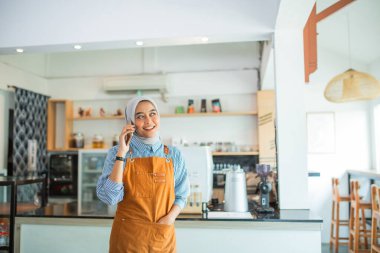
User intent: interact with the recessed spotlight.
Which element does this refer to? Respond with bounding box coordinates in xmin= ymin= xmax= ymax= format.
xmin=136 ymin=41 xmax=144 ymax=46
xmin=16 ymin=48 xmax=24 ymax=53
xmin=74 ymin=45 xmax=82 ymax=50
xmin=201 ymin=37 xmax=209 ymax=43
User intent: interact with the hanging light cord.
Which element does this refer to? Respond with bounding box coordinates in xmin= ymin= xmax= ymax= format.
xmin=347 ymin=13 xmax=352 ymax=69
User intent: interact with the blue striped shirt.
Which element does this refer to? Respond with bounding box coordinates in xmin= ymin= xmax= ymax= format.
xmin=96 ymin=136 xmax=190 ymax=209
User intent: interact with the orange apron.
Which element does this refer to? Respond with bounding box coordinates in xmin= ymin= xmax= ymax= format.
xmin=109 ymin=146 xmax=176 ymax=253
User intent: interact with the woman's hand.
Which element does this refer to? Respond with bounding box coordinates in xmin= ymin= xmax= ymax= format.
xmin=117 ymin=124 xmax=135 ymax=156
xmin=157 ymin=214 xmax=175 ymax=225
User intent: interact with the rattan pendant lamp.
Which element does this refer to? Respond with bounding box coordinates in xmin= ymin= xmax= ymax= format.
xmin=324 ymin=14 xmax=380 ymax=103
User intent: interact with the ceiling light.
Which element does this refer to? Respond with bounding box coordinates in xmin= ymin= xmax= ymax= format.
xmin=136 ymin=41 xmax=144 ymax=46
xmin=324 ymin=69 xmax=380 ymax=102
xmin=324 ymin=13 xmax=380 ymax=102
xmin=201 ymin=37 xmax=209 ymax=43
xmin=74 ymin=45 xmax=82 ymax=50
xmin=16 ymin=48 xmax=24 ymax=53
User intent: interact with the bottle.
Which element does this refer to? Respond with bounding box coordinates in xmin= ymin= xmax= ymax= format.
xmin=200 ymin=99 xmax=207 ymax=113
xmin=0 ymin=220 xmax=9 ymax=246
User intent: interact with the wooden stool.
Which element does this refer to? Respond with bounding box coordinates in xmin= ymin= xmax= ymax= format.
xmin=330 ymin=178 xmax=350 ymax=253
xmin=349 ymin=180 xmax=372 ymax=253
xmin=371 ymin=184 xmax=380 ymax=253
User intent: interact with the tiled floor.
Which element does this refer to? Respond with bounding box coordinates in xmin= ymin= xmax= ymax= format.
xmin=321 ymin=243 xmax=348 ymax=253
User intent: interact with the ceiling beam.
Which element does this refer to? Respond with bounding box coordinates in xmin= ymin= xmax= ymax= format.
xmin=304 ymin=4 xmax=317 ymax=83
xmin=303 ymin=0 xmax=356 ymax=83
xmin=316 ymin=0 xmax=355 ymax=22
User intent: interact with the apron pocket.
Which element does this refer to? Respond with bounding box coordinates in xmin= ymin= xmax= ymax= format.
xmin=154 ymin=223 xmax=174 ymax=241
xmin=134 ymin=171 xmax=153 ymax=198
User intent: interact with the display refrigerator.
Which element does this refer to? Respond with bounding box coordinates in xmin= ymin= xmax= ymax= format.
xmin=78 ymin=149 xmax=109 ymax=215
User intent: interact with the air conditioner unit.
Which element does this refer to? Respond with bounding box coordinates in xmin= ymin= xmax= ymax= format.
xmin=103 ymin=75 xmax=168 ymax=101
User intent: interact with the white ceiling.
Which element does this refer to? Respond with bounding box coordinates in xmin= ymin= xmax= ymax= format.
xmin=1 ymin=0 xmax=379 ymax=79
xmin=317 ymin=0 xmax=380 ymax=65
xmin=0 ymin=0 xmax=280 ymax=54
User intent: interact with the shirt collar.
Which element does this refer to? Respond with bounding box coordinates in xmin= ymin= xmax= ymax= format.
xmin=131 ymin=135 xmax=162 ymax=153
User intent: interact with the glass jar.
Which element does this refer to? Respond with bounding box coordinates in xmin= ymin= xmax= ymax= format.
xmin=92 ymin=134 xmax=104 ymax=148
xmin=71 ymin=132 xmax=84 ymax=148
xmin=112 ymin=134 xmax=119 ymax=146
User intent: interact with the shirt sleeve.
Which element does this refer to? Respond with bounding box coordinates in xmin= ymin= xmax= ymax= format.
xmin=96 ymin=146 xmax=125 ymax=206
xmin=172 ymin=148 xmax=190 ymax=209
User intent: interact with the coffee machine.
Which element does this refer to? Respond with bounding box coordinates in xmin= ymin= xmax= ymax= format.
xmin=255 ymin=164 xmax=274 ymax=213
xmin=177 ymin=146 xmax=213 ymax=213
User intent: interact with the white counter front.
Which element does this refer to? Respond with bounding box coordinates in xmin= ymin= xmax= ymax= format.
xmin=15 ymin=212 xmax=322 ymax=253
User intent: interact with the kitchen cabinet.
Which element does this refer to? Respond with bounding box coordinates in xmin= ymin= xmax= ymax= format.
xmin=47 ymin=99 xmax=73 ymax=151
xmin=257 ymin=90 xmax=276 ymax=168
xmin=78 ymin=150 xmax=108 ymax=215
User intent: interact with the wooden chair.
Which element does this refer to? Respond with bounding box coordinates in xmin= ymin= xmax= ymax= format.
xmin=349 ymin=180 xmax=372 ymax=253
xmin=371 ymin=184 xmax=380 ymax=253
xmin=330 ymin=178 xmax=351 ymax=253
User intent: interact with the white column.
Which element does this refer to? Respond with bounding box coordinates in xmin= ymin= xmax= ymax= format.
xmin=274 ymin=29 xmax=309 ymax=209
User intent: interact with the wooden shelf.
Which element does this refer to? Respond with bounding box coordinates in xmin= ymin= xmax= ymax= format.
xmin=74 ymin=115 xmax=124 ymax=120
xmin=212 ymin=151 xmax=259 ymax=156
xmin=73 ymin=111 xmax=257 ymax=120
xmin=162 ymin=112 xmax=257 ymax=117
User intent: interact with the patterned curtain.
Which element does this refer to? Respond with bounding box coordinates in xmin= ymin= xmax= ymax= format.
xmin=13 ymin=87 xmax=49 ymax=176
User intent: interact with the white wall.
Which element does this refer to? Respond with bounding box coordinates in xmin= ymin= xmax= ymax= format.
xmin=47 ymin=42 xmax=260 ymax=148
xmin=45 ymin=43 xmax=260 ymax=78
xmin=370 ymin=58 xmax=380 ymax=79
xmin=0 ymin=89 xmax=13 ymax=172
xmin=369 ymin=58 xmax=380 ymax=172
xmin=0 ymin=62 xmax=48 ymax=171
xmin=306 ymin=47 xmax=371 ymax=243
xmin=0 ymin=54 xmax=47 ymax=77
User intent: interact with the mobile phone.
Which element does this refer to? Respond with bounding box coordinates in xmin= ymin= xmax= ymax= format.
xmin=125 ymin=120 xmax=134 ymax=145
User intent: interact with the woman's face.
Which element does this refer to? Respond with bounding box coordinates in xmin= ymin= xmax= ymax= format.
xmin=134 ymin=101 xmax=160 ymax=138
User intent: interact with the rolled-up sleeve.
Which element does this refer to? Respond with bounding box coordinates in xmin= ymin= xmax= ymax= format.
xmin=96 ymin=146 xmax=125 ymax=205
xmin=173 ymin=149 xmax=190 ymax=209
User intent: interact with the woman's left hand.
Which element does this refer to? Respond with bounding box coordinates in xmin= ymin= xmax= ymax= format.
xmin=157 ymin=214 xmax=175 ymax=225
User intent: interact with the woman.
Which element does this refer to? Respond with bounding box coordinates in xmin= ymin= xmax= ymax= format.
xmin=97 ymin=96 xmax=190 ymax=253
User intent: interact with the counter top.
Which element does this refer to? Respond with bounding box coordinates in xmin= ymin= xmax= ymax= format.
xmin=16 ymin=201 xmax=322 ymax=223
xmin=347 ymin=169 xmax=380 ymax=179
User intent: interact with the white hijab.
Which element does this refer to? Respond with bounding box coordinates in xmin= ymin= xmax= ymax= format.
xmin=125 ymin=96 xmax=160 ymax=145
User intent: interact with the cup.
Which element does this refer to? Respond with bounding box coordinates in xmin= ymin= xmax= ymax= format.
xmin=175 ymin=106 xmax=184 ymax=114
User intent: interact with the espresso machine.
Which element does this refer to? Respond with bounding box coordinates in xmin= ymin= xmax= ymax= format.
xmin=177 ymin=146 xmax=213 ymax=213
xmin=255 ymin=164 xmax=274 ymax=213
